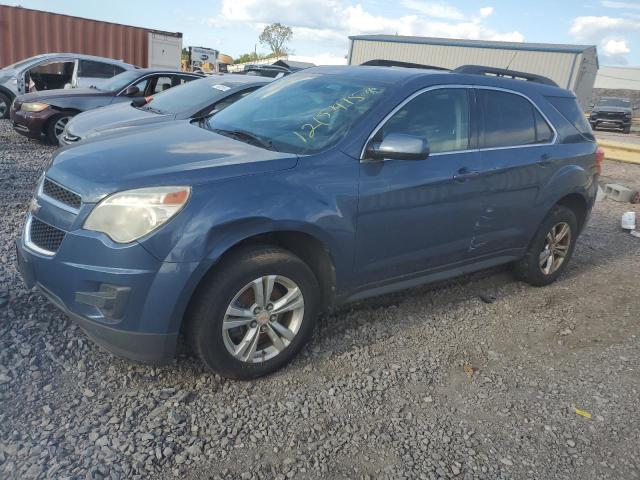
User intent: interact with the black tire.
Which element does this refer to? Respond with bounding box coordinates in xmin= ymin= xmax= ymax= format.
xmin=186 ymin=245 xmax=320 ymax=380
xmin=46 ymin=112 xmax=75 ymax=144
xmin=623 ymin=125 xmax=631 ymax=134
xmin=590 ymin=123 xmax=597 ymax=131
xmin=513 ymin=205 xmax=578 ymax=287
xmin=0 ymin=92 xmax=11 ymax=119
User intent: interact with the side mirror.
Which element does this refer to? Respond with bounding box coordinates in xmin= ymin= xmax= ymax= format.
xmin=123 ymin=85 xmax=140 ymax=97
xmin=130 ymin=97 xmax=147 ymax=107
xmin=365 ymin=133 xmax=430 ymax=161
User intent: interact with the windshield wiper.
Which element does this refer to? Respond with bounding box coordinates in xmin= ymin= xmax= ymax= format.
xmin=211 ymin=128 xmax=274 ymax=151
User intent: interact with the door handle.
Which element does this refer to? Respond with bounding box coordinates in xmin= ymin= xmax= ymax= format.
xmin=454 ymin=168 xmax=480 ymax=182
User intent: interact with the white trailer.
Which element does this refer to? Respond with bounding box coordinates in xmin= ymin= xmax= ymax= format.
xmin=348 ymin=35 xmax=599 ymax=109
xmin=148 ymin=32 xmax=183 ymax=70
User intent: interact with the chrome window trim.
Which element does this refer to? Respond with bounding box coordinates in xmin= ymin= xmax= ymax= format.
xmin=38 ymin=177 xmax=81 ymax=215
xmin=360 ymin=84 xmax=557 ymax=161
xmin=23 ymin=214 xmax=56 ymax=257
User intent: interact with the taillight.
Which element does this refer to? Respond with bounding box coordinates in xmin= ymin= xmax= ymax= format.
xmin=595 ymin=146 xmax=605 ymax=175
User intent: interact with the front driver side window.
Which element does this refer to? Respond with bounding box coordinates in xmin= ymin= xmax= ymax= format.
xmin=130 ymin=78 xmax=149 ymax=97
xmin=377 ymin=88 xmax=470 ymax=154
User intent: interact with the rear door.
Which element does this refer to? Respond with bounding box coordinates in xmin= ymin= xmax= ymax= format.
xmin=355 ymin=86 xmax=484 ymax=284
xmin=472 ymin=88 xmax=556 ymax=255
xmin=76 ymin=60 xmax=125 ymax=88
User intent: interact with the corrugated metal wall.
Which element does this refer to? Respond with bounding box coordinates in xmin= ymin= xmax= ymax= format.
xmin=350 ymin=40 xmax=578 ymax=88
xmin=0 ymin=5 xmax=180 ymax=68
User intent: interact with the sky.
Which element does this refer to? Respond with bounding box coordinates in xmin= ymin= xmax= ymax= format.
xmin=6 ymin=0 xmax=640 ymax=66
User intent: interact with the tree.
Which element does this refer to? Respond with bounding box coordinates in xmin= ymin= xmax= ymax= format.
xmin=236 ymin=52 xmax=259 ymax=64
xmin=259 ymin=23 xmax=293 ymax=57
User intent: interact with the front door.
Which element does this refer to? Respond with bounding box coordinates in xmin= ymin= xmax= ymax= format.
xmin=355 ymin=87 xmax=484 ymax=285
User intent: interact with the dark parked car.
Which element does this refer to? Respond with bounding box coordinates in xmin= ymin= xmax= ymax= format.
xmin=60 ymin=74 xmax=271 ymax=146
xmin=16 ymin=65 xmax=602 ymax=379
xmin=0 ymin=53 xmax=136 ymax=119
xmin=10 ymin=69 xmax=202 ymax=143
xmin=589 ymin=97 xmax=634 ymax=133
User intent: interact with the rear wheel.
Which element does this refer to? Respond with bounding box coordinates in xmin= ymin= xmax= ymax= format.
xmin=186 ymin=246 xmax=320 ymax=379
xmin=623 ymin=125 xmax=631 ymax=134
xmin=0 ymin=92 xmax=11 ymax=119
xmin=513 ymin=205 xmax=578 ymax=286
xmin=46 ymin=112 xmax=74 ymax=144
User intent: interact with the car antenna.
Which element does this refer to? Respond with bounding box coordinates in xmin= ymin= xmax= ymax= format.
xmin=504 ymin=51 xmax=518 ymax=72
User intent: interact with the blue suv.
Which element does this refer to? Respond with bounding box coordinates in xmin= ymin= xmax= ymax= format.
xmin=16 ymin=64 xmax=602 ymax=379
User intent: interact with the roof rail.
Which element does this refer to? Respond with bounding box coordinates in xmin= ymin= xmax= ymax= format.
xmin=453 ymin=65 xmax=558 ymax=86
xmin=361 ymin=59 xmax=449 ymax=71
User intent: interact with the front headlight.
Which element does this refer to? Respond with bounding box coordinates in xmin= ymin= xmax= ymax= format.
xmin=84 ymin=186 xmax=191 ymax=243
xmin=21 ymin=102 xmax=49 ymax=112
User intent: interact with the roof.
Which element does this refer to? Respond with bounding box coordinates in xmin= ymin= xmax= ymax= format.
xmin=20 ymin=52 xmax=136 ymax=67
xmin=349 ymin=35 xmax=595 ymax=55
xmin=204 ymin=73 xmax=271 ymax=85
xmin=301 ymin=65 xmax=570 ymax=97
xmin=272 ymin=59 xmax=316 ymax=70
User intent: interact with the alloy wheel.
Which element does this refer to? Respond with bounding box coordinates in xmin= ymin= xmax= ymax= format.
xmin=222 ymin=275 xmax=305 ymax=363
xmin=539 ymin=222 xmax=571 ymax=275
xmin=0 ymin=98 xmax=7 ymax=118
xmin=53 ymin=116 xmax=71 ymax=140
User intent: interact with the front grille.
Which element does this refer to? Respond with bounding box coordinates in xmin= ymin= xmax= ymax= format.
xmin=42 ymin=178 xmax=82 ymax=209
xmin=601 ymin=112 xmax=624 ymax=120
xmin=29 ymin=217 xmax=65 ymax=253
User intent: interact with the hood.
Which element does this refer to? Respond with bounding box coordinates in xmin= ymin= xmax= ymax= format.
xmin=592 ymin=106 xmax=632 ymax=114
xmin=18 ymin=88 xmax=112 ymax=103
xmin=67 ymin=102 xmax=173 ymax=138
xmin=47 ymin=121 xmax=298 ymax=203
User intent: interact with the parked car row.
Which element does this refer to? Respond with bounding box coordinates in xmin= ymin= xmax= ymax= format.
xmin=14 ymin=59 xmax=601 ymax=380
xmin=0 ymin=53 xmax=137 ymax=119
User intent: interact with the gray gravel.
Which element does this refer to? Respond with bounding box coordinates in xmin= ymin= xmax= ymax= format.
xmin=1 ymin=118 xmax=640 ymax=480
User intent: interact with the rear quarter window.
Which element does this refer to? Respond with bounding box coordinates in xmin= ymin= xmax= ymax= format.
xmin=546 ymin=96 xmax=594 ymax=142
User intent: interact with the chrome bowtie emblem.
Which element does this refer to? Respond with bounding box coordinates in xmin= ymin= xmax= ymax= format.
xmin=28 ymin=198 xmax=40 ymax=215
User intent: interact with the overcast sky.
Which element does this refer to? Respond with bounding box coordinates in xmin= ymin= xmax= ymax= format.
xmin=8 ymin=0 xmax=640 ymax=66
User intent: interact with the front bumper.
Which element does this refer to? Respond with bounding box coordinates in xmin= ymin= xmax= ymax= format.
xmin=15 ymin=214 xmax=200 ymax=364
xmin=10 ymin=106 xmax=50 ymax=139
xmin=590 ymin=116 xmax=631 ymax=129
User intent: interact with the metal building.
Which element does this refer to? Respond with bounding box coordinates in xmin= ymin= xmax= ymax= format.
xmin=348 ymin=35 xmax=599 ymax=109
xmin=0 ymin=5 xmax=183 ymax=69
xmin=594 ymin=66 xmax=640 ymax=91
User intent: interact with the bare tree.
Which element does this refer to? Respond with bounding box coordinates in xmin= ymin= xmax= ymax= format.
xmin=259 ymin=23 xmax=293 ymax=57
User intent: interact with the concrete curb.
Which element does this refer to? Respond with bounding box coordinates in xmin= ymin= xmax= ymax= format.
xmin=598 ymin=140 xmax=640 ymax=164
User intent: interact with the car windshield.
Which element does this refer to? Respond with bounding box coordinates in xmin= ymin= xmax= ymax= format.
xmin=597 ymin=98 xmax=631 ymax=108
xmin=207 ymin=73 xmax=387 ymax=155
xmin=143 ymin=78 xmax=241 ymax=115
xmin=97 ymin=70 xmax=141 ymax=92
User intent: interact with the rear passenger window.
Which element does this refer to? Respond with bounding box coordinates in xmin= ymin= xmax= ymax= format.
xmin=479 ymin=90 xmax=553 ymax=148
xmin=78 ymin=60 xmax=122 ymax=79
xmin=546 ymin=96 xmax=595 ymax=141
xmin=534 ymin=110 xmax=554 ymax=143
xmin=378 ymin=88 xmax=470 ymax=154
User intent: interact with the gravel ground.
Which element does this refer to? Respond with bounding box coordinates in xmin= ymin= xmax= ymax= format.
xmin=1 ymin=119 xmax=640 ymax=480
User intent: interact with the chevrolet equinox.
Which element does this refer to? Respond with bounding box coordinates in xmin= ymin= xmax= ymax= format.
xmin=16 ymin=65 xmax=602 ymax=379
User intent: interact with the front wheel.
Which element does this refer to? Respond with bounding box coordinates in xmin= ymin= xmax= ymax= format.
xmin=513 ymin=205 xmax=578 ymax=286
xmin=186 ymin=246 xmax=320 ymax=379
xmin=46 ymin=112 xmax=74 ymax=144
xmin=0 ymin=92 xmax=11 ymax=119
